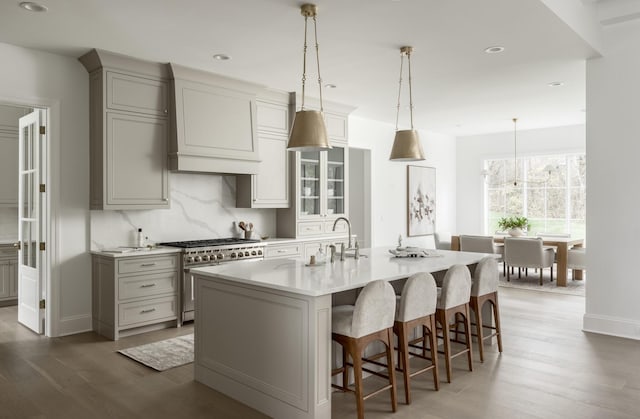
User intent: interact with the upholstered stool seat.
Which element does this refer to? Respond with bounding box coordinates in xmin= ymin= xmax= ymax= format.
xmin=470 ymin=256 xmax=503 ymax=362
xmin=435 ymin=264 xmax=473 ymax=383
xmin=331 ymin=280 xmax=397 ymax=419
xmin=393 ymin=272 xmax=439 ymax=404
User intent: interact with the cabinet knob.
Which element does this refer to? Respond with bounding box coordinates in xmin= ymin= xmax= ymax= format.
xmin=162 ymin=198 xmax=168 ymax=202
xmin=164 ymin=109 xmax=168 ymax=114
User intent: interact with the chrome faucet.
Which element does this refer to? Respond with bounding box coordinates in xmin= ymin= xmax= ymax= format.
xmin=332 ymin=216 xmax=353 ymax=249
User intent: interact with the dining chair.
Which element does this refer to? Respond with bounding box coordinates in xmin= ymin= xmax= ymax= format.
xmin=568 ymin=247 xmax=586 ymax=277
xmin=331 ymin=280 xmax=397 ymax=419
xmin=459 ymin=235 xmax=505 ymax=276
xmin=434 ymin=231 xmax=452 ymax=250
xmin=504 ymin=237 xmax=555 ymax=285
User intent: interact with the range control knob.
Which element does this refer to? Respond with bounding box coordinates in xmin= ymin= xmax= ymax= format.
xmin=230 ymin=252 xmax=237 ymax=258
xmin=238 ymin=253 xmax=244 ymax=258
xmin=194 ymin=255 xmax=202 ymax=263
xmin=251 ymin=251 xmax=257 ymax=256
xmin=217 ymin=254 xmax=224 ymax=260
xmin=186 ymin=256 xmax=194 ymax=263
xmin=257 ymin=250 xmax=263 ymax=255
xmin=244 ymin=251 xmax=250 ymax=257
xmin=201 ymin=255 xmax=209 ymax=262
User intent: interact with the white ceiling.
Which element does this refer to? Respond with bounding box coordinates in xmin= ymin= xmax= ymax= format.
xmin=0 ymin=0 xmax=638 ymax=136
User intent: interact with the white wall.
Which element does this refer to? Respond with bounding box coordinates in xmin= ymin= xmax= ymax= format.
xmin=0 ymin=42 xmax=90 ymax=336
xmin=91 ymin=173 xmax=276 ymax=249
xmin=584 ymin=20 xmax=640 ymax=340
xmin=456 ymin=124 xmax=586 ymax=235
xmin=349 ymin=116 xmax=457 ymax=248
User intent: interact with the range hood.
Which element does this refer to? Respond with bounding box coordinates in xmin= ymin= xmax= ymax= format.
xmin=168 ymin=64 xmax=265 ymax=175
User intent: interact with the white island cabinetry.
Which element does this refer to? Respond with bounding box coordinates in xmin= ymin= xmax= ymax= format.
xmin=191 ymin=249 xmax=497 ymax=419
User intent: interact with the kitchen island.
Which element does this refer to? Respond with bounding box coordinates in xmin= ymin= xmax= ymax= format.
xmin=191 ymin=248 xmax=497 ymax=419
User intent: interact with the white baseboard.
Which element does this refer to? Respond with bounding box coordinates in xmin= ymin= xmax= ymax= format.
xmin=55 ymin=313 xmax=92 ymax=337
xmin=583 ymin=313 xmax=640 ymax=341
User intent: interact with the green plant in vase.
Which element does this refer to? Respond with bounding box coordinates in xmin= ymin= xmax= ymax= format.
xmin=497 ymin=216 xmax=530 ymax=237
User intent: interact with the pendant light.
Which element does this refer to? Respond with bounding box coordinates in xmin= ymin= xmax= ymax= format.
xmin=389 ymin=46 xmax=425 ymax=161
xmin=512 ymin=117 xmax=519 ymax=186
xmin=287 ymin=3 xmax=331 ymax=151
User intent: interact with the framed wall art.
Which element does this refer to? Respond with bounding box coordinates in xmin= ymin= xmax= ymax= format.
xmin=407 ymin=165 xmax=436 ymax=237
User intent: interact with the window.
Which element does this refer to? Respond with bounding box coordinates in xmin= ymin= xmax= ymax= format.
xmin=485 ymin=154 xmax=586 ymax=237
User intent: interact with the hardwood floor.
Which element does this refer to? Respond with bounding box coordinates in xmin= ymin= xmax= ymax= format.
xmin=1 ymin=288 xmax=639 ymax=418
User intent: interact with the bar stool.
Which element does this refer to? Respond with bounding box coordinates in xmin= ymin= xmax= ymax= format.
xmin=436 ymin=264 xmax=473 ymax=383
xmin=332 ymin=280 xmax=397 ymax=419
xmin=470 ymin=256 xmax=503 ymax=362
xmin=394 ymin=272 xmax=439 ymax=404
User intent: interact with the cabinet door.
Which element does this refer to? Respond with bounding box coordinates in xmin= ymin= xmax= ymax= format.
xmin=107 ymin=72 xmax=168 ymax=116
xmin=252 ymin=133 xmax=289 ymax=207
xmin=0 ymin=132 xmax=18 ymax=206
xmin=299 ymin=151 xmax=322 ymax=217
xmin=106 ymin=112 xmax=169 ymax=209
xmin=325 ymin=147 xmax=346 ymax=217
xmin=0 ymin=261 xmax=10 ymax=298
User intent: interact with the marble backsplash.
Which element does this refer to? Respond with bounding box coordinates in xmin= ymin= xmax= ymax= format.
xmin=0 ymin=207 xmax=18 ymax=241
xmin=90 ymin=172 xmax=277 ymax=250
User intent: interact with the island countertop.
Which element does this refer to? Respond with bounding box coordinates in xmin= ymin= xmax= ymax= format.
xmin=190 ymin=247 xmax=496 ymax=297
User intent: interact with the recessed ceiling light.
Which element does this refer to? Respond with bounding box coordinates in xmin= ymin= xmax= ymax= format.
xmin=324 ymin=83 xmax=337 ymax=89
xmin=484 ymin=46 xmax=505 ymax=54
xmin=19 ymin=2 xmax=48 ymax=12
xmin=213 ymin=54 xmax=231 ymax=61
xmin=548 ymin=81 xmax=564 ymax=87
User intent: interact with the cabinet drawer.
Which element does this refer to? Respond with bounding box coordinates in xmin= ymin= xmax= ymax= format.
xmin=107 ymin=72 xmax=168 ymax=116
xmin=297 ymin=221 xmax=324 ymax=236
xmin=119 ymin=296 xmax=177 ymax=327
xmin=325 ymin=220 xmax=347 ymax=234
xmin=117 ymin=255 xmax=178 ymax=275
xmin=265 ymin=243 xmax=302 ymax=259
xmin=118 ymin=270 xmax=178 ymax=300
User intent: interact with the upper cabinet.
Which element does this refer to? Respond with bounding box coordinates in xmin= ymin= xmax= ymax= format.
xmin=168 ymin=64 xmax=262 ymax=175
xmin=276 ymin=103 xmax=355 ymax=238
xmin=236 ymin=91 xmax=292 ymax=208
xmin=79 ymin=49 xmax=170 ymax=210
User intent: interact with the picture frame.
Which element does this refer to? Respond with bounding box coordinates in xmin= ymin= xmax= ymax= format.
xmin=407 ymin=165 xmax=436 ymax=237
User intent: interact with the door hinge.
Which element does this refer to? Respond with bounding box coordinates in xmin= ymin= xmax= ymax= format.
xmin=40 ymin=184 xmax=46 ymax=193
xmin=39 ymin=242 xmax=46 ymax=251
xmin=39 ymin=126 xmax=46 ymax=135
xmin=39 ymin=299 xmax=45 ymax=309
xmin=15 ymin=241 xmax=21 ymax=250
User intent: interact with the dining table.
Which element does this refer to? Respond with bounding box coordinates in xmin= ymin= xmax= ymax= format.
xmin=450 ymin=235 xmax=584 ymax=287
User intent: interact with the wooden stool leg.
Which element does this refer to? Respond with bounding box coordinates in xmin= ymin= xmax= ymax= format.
xmin=539 ymin=268 xmax=543 ymax=285
xmin=342 ymin=344 xmax=349 ymax=389
xmin=429 ymin=316 xmax=440 ymax=390
xmin=397 ymin=322 xmax=411 ymax=404
xmin=440 ymin=311 xmax=453 ymax=383
xmin=493 ymin=294 xmax=503 ymax=353
xmin=464 ymin=305 xmax=473 ymax=372
xmin=385 ymin=328 xmax=398 ymax=412
xmin=473 ymin=298 xmax=485 ymax=363
xmin=351 ymin=340 xmax=365 ymax=419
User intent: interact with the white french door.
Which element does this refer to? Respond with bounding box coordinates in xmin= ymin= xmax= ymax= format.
xmin=18 ymin=110 xmax=46 ymax=334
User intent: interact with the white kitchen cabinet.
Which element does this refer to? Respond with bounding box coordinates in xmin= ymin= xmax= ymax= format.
xmin=0 ymin=245 xmax=18 ymax=303
xmin=92 ymin=253 xmax=180 ymax=340
xmin=263 ymin=242 xmax=303 ymax=260
xmin=237 ymin=92 xmax=292 ymax=208
xmin=79 ymin=49 xmax=170 ymax=210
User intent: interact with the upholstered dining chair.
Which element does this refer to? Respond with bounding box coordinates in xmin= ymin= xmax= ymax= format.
xmin=434 ymin=231 xmax=452 ymax=250
xmin=393 ymin=272 xmax=439 ymax=404
xmin=470 ymin=256 xmax=503 ymax=362
xmin=459 ymin=235 xmax=505 ymax=276
xmin=568 ymin=247 xmax=586 ymax=276
xmin=504 ymin=237 xmax=555 ymax=285
xmin=436 ymin=264 xmax=473 ymax=383
xmin=332 ymin=280 xmax=397 ymax=419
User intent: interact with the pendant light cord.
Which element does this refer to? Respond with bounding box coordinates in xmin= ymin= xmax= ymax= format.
xmin=395 ymin=52 xmax=405 ymax=131
xmin=513 ymin=117 xmax=518 ymax=186
xmin=313 ymin=16 xmax=324 ymax=112
xmin=300 ymin=16 xmax=308 ymax=111
xmin=300 ymin=12 xmax=324 ymax=112
xmin=407 ymin=50 xmax=414 ymax=130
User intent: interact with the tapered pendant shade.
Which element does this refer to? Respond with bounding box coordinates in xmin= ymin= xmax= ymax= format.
xmin=389 ymin=129 xmax=425 ymax=161
xmin=287 ymin=110 xmax=331 ymax=151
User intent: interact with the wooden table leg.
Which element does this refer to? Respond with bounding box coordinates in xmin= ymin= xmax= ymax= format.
xmin=572 ymin=244 xmax=584 ymax=280
xmin=451 ymin=236 xmax=460 ymax=251
xmin=556 ymin=243 xmax=568 ymax=287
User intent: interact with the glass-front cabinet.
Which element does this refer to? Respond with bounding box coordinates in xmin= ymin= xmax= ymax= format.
xmin=299 ymin=145 xmax=346 ymax=219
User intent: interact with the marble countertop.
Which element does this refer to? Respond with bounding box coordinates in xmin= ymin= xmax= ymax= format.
xmin=191 ymin=247 xmax=497 ymax=297
xmin=261 ymin=234 xmax=353 ymax=246
xmin=90 ymin=246 xmax=182 ymax=258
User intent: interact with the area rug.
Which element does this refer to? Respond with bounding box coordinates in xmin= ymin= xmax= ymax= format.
xmin=498 ymin=270 xmax=585 ymax=296
xmin=118 ymin=334 xmax=194 ymax=371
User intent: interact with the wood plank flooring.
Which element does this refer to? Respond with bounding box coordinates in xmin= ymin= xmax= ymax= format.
xmin=0 ymin=288 xmax=638 ymax=418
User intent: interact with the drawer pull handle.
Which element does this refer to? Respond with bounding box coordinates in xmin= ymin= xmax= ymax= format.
xmin=140 ymin=283 xmax=156 ymax=288
xmin=141 ymin=263 xmax=157 ymax=267
xmin=277 ymin=250 xmax=287 ymax=253
xmin=140 ymin=308 xmax=156 ymax=314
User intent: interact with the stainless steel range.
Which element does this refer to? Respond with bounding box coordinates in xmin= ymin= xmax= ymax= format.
xmin=159 ymin=238 xmax=264 ymax=323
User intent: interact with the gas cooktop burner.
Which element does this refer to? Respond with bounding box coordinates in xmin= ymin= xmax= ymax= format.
xmin=159 ymin=238 xmax=261 ymax=248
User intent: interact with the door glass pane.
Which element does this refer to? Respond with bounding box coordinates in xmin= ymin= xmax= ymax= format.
xmin=22 ymin=125 xmax=34 ymax=170
xmin=22 ymin=172 xmax=35 ymax=219
xmin=300 ymin=151 xmax=320 ymax=216
xmin=326 ymin=147 xmax=344 ymax=215
xmin=21 ymin=221 xmax=36 ymax=268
